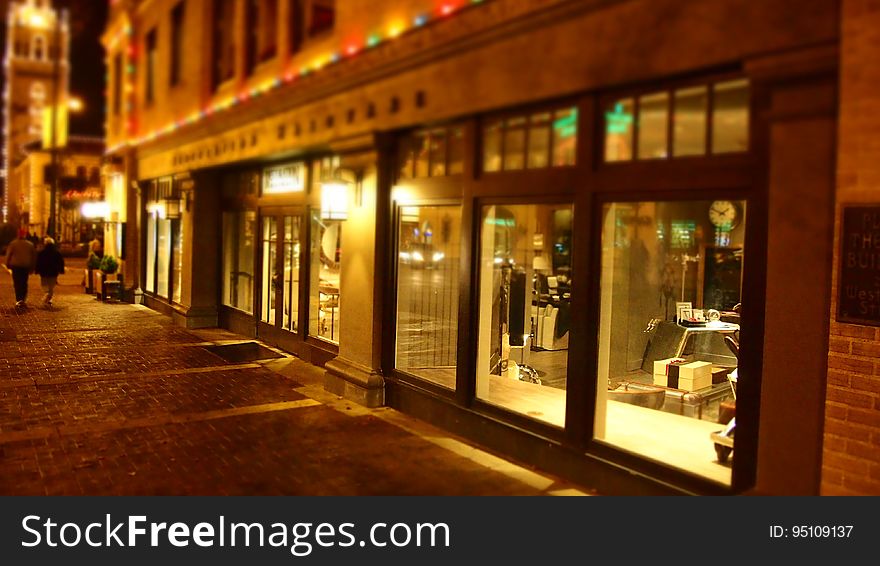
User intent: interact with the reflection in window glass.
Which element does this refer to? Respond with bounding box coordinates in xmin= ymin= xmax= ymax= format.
xmin=414 ymin=131 xmax=430 ymax=178
xmin=673 ymin=86 xmax=708 ymax=157
xmin=638 ymin=92 xmax=669 ymax=159
xmin=476 ymin=204 xmax=573 ymax=427
xmin=172 ymin=219 xmax=183 ymax=304
xmin=282 ymin=216 xmax=301 ymax=332
xmin=396 ymin=205 xmax=461 ymax=389
xmin=502 ymin=118 xmax=526 ymax=171
xmin=552 ymin=107 xmax=578 ymax=166
xmin=483 ymin=120 xmax=502 ymax=172
xmin=310 ymin=213 xmax=341 ymax=344
xmin=528 ymin=113 xmax=551 ymax=169
xmin=604 ymin=98 xmax=634 ymax=162
xmin=222 ymin=211 xmax=256 ymax=313
xmin=596 ymin=200 xmax=746 ymax=485
xmin=260 ymin=217 xmax=277 ymax=325
xmin=156 ymin=218 xmax=171 ymax=298
xmin=146 ymin=212 xmax=157 ymax=293
xmin=397 ymin=136 xmax=414 ymax=180
xmin=712 ymin=80 xmax=749 ymax=154
xmin=448 ymin=127 xmax=464 ymax=175
xmin=429 ymin=129 xmax=447 ymax=177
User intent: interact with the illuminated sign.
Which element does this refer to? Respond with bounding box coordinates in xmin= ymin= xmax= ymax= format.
xmin=263 ymin=163 xmax=305 ymax=195
xmin=605 ymin=102 xmax=633 ymax=135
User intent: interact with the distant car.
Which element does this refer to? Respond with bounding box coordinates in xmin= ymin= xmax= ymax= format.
xmin=399 ymin=242 xmax=445 ymax=269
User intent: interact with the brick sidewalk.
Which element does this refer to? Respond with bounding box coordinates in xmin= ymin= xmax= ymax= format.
xmin=0 ymin=259 xmax=589 ymax=495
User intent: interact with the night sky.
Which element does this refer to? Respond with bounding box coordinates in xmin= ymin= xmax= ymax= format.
xmin=0 ymin=0 xmax=108 ymax=138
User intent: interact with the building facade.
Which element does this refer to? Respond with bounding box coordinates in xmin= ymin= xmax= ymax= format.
xmin=10 ymin=136 xmax=104 ymax=242
xmin=103 ymin=0 xmax=879 ymax=494
xmin=2 ymin=0 xmax=70 ymax=225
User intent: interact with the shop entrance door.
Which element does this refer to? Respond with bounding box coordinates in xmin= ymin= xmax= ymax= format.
xmin=257 ymin=208 xmax=305 ymax=353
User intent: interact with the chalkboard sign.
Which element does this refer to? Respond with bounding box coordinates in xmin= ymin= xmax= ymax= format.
xmin=838 ymin=205 xmax=880 ymax=325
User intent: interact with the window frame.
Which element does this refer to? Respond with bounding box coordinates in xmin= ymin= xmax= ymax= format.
xmin=169 ymin=1 xmax=186 ymax=88
xmin=381 ymin=75 xmax=765 ymax=494
xmin=599 ymin=73 xmax=752 ymax=167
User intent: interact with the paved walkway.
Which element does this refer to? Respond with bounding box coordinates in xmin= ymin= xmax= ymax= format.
xmin=0 ymin=259 xmax=590 ymax=495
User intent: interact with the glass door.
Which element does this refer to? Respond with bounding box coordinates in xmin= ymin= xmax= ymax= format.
xmin=258 ymin=210 xmax=303 ymax=347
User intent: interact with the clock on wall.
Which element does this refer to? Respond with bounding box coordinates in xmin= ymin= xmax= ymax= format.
xmin=708 ymin=200 xmax=740 ymax=229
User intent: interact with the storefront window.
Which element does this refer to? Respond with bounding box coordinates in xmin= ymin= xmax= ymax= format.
xmin=638 ymin=92 xmax=669 ymax=159
xmin=222 ymin=210 xmax=256 ymax=313
xmin=156 ymin=218 xmax=171 ymax=298
xmin=552 ymin=107 xmax=578 ymax=166
xmin=309 ymin=212 xmax=341 ymax=344
xmin=282 ymin=216 xmax=302 ymax=332
xmin=484 ymin=106 xmax=578 ymax=173
xmin=172 ymin=219 xmax=183 ymax=304
xmin=448 ymin=127 xmax=464 ymax=175
xmin=260 ymin=217 xmax=277 ymax=325
xmin=528 ymin=112 xmax=551 ymax=169
xmin=502 ymin=117 xmax=527 ymax=171
xmin=595 ymin=200 xmax=746 ymax=485
xmin=429 ymin=128 xmax=448 ymax=177
xmin=395 ymin=205 xmax=461 ymax=389
xmin=673 ymin=86 xmax=708 ymax=157
xmin=483 ymin=120 xmax=502 ymax=173
xmin=476 ymin=204 xmax=573 ymax=427
xmin=605 ymin=79 xmax=749 ymax=163
xmin=398 ymin=125 xmax=466 ymax=180
xmin=604 ymin=98 xmax=635 ymax=162
xmin=145 ymin=212 xmax=156 ymax=293
xmin=712 ymin=79 xmax=749 ymax=154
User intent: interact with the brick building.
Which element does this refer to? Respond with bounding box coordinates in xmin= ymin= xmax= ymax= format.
xmin=102 ymin=0 xmax=878 ymax=495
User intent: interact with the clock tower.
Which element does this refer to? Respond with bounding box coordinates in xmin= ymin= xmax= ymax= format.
xmin=2 ymin=0 xmax=70 ymax=225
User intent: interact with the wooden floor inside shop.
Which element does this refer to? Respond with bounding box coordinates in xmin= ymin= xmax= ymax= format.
xmin=401 ymin=366 xmax=732 ymax=485
xmin=602 ymin=401 xmax=731 ymax=485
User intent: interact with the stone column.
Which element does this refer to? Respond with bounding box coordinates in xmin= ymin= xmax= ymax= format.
xmin=171 ymin=170 xmax=220 ymax=328
xmin=324 ymin=139 xmax=390 ymax=407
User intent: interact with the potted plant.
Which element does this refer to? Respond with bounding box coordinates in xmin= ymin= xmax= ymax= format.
xmin=84 ymin=252 xmax=102 ymax=294
xmin=96 ymin=255 xmax=121 ymax=301
xmin=99 ymin=255 xmax=119 ymax=276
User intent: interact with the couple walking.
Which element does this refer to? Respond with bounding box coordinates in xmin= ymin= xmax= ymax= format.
xmin=5 ymin=229 xmax=65 ymax=307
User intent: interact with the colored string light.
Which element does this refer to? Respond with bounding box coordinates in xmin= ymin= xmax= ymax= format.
xmin=109 ymin=0 xmax=489 ymax=154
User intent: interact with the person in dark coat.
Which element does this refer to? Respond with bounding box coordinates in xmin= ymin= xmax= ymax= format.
xmin=35 ymin=237 xmax=65 ymax=306
xmin=5 ymin=228 xmax=36 ymax=307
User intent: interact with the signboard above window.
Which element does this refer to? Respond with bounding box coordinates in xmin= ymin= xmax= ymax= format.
xmin=263 ymin=162 xmax=306 ymax=195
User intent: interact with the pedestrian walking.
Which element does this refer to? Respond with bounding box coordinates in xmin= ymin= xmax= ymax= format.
xmin=4 ymin=229 xmax=36 ymax=307
xmin=35 ymin=237 xmax=65 ymax=306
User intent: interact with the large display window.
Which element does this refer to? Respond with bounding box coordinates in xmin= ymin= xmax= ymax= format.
xmin=595 ymin=200 xmax=746 ymax=485
xmin=309 ymin=212 xmax=341 ymax=344
xmin=395 ymin=204 xmax=461 ymax=389
xmin=476 ymin=203 xmax=573 ymax=427
xmin=221 ymin=210 xmax=257 ymax=313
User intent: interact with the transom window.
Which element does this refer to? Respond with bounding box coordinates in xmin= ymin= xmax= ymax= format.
xmin=482 ymin=105 xmax=578 ymax=173
xmin=604 ymin=79 xmax=749 ymax=162
xmin=397 ymin=125 xmax=465 ymax=181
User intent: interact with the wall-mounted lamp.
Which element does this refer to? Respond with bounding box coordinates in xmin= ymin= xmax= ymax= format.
xmin=181 ymin=187 xmax=193 ymax=213
xmin=81 ymin=201 xmax=110 ymax=220
xmin=320 ymin=167 xmax=361 ymax=221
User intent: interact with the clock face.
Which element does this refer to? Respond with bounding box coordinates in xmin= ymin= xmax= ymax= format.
xmin=709 ymin=200 xmax=738 ymax=228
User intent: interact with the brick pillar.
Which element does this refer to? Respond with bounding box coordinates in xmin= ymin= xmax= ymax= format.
xmin=822 ymin=0 xmax=880 ymax=495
